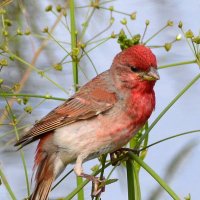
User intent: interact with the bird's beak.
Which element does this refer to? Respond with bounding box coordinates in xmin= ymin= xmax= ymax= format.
xmin=142 ymin=67 xmax=160 ymax=81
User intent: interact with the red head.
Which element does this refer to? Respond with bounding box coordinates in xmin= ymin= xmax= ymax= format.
xmin=110 ymin=45 xmax=159 ymax=92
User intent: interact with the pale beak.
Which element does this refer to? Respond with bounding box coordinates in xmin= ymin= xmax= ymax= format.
xmin=142 ymin=67 xmax=160 ymax=81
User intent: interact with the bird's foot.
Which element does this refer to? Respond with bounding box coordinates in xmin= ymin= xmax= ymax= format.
xmin=81 ymin=173 xmax=105 ymax=197
xmin=120 ymin=147 xmax=140 ymax=155
xmin=110 ymin=148 xmax=139 ymax=166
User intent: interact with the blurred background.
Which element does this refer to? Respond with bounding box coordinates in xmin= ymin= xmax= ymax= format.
xmin=0 ymin=0 xmax=200 ymax=199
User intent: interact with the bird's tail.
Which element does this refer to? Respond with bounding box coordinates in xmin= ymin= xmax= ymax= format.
xmin=30 ymin=154 xmax=55 ymax=200
xmin=29 ymin=132 xmax=65 ymax=200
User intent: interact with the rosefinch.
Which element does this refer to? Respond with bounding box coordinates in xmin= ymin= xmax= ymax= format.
xmin=15 ymin=45 xmax=159 ymax=200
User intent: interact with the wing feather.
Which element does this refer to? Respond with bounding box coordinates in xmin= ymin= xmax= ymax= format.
xmin=15 ymin=72 xmax=117 ymax=147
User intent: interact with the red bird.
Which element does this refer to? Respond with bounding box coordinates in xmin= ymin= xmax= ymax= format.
xmin=15 ymin=45 xmax=159 ymax=200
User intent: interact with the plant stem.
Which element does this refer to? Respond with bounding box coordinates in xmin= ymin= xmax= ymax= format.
xmin=69 ymin=1 xmax=83 ymax=199
xmin=128 ymin=152 xmax=180 ymax=200
xmin=0 ymin=168 xmax=17 ymax=200
xmin=140 ymin=130 xmax=200 ymax=151
xmin=126 ymin=159 xmax=135 ymax=200
xmin=144 ymin=25 xmax=168 ymax=45
xmin=158 ymin=60 xmax=196 ymax=69
xmin=70 ymin=0 xmax=79 ymax=92
xmin=3 ymin=96 xmax=30 ymax=196
xmin=0 ymin=92 xmax=66 ymax=101
xmin=133 ymin=165 xmax=141 ymax=200
xmin=7 ymin=52 xmax=68 ymax=94
xmin=52 ymin=169 xmax=74 ymax=191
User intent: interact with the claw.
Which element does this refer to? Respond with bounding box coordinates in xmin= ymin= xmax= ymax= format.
xmin=80 ymin=173 xmax=105 ymax=197
xmin=91 ymin=177 xmax=105 ymax=197
xmin=110 ymin=148 xmax=139 ymax=166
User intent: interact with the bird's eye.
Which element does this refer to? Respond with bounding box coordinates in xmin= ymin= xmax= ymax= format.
xmin=131 ymin=66 xmax=139 ymax=73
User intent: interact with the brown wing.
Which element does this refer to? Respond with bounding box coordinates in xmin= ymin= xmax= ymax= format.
xmin=15 ymin=73 xmax=117 ymax=147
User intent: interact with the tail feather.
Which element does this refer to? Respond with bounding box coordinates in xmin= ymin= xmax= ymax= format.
xmin=31 ymin=177 xmax=54 ymax=200
xmin=30 ymin=133 xmax=65 ymax=200
xmin=31 ymin=155 xmax=55 ymax=200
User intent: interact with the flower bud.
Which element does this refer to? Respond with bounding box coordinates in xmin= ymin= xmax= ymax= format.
xmin=24 ymin=106 xmax=33 ymax=114
xmin=2 ymin=29 xmax=8 ymax=37
xmin=45 ymin=5 xmax=52 ymax=12
xmin=176 ymin=34 xmax=182 ymax=41
xmin=130 ymin=12 xmax=136 ymax=20
xmin=178 ymin=21 xmax=183 ymax=29
xmin=109 ymin=6 xmax=114 ymax=11
xmin=185 ymin=29 xmax=194 ymax=38
xmin=45 ymin=94 xmax=52 ymax=99
xmin=38 ymin=71 xmax=45 ymax=77
xmin=23 ymin=97 xmax=29 ymax=105
xmin=110 ymin=17 xmax=115 ymax=24
xmin=0 ymin=79 xmax=4 ymax=85
xmin=16 ymin=28 xmax=23 ymax=35
xmin=56 ymin=5 xmax=62 ymax=12
xmin=53 ymin=63 xmax=63 ymax=71
xmin=167 ymin=20 xmax=173 ymax=26
xmin=17 ymin=98 xmax=22 ymax=104
xmin=164 ymin=43 xmax=172 ymax=51
xmin=111 ymin=32 xmax=117 ymax=38
xmin=0 ymin=58 xmax=8 ymax=66
xmin=25 ymin=28 xmax=31 ymax=35
xmin=145 ymin=20 xmax=150 ymax=26
xmin=4 ymin=19 xmax=12 ymax=26
xmin=192 ymin=36 xmax=200 ymax=44
xmin=43 ymin=27 xmax=49 ymax=33
xmin=120 ymin=18 xmax=127 ymax=25
xmin=12 ymin=83 xmax=20 ymax=92
xmin=0 ymin=9 xmax=6 ymax=15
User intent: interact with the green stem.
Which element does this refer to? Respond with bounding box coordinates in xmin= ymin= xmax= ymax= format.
xmin=144 ymin=25 xmax=168 ymax=45
xmin=19 ymin=149 xmax=30 ymax=196
xmin=0 ymin=92 xmax=66 ymax=101
xmin=141 ymin=23 xmax=148 ymax=44
xmin=85 ymin=37 xmax=111 ymax=54
xmin=0 ymin=168 xmax=17 ymax=200
xmin=140 ymin=130 xmax=200 ymax=151
xmin=0 ymin=124 xmax=31 ymax=139
xmin=137 ymin=73 xmax=200 ymax=147
xmin=100 ymin=154 xmax=107 ymax=180
xmin=70 ymin=1 xmax=83 ymax=199
xmin=133 ymin=165 xmax=141 ymax=200
xmin=70 ymin=0 xmax=78 ymax=91
xmin=126 ymin=159 xmax=135 ymax=200
xmin=47 ymin=32 xmax=70 ymax=54
xmin=3 ymin=96 xmax=30 ymax=196
xmin=52 ymin=169 xmax=73 ymax=191
xmin=128 ymin=152 xmax=180 ymax=200
xmin=79 ymin=8 xmax=95 ymax=42
xmin=158 ymin=60 xmax=196 ymax=69
xmin=82 ymin=49 xmax=98 ymax=75
xmin=99 ymin=6 xmax=131 ymax=16
xmin=7 ymin=52 xmax=68 ymax=94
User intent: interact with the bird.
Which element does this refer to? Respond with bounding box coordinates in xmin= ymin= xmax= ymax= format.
xmin=15 ymin=44 xmax=159 ymax=200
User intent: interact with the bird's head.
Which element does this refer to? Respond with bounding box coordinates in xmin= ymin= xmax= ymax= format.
xmin=110 ymin=45 xmax=159 ymax=92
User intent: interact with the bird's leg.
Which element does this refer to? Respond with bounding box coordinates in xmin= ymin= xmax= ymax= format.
xmin=80 ymin=173 xmax=105 ymax=197
xmin=74 ymin=154 xmax=105 ymax=197
xmin=110 ymin=148 xmax=140 ymax=166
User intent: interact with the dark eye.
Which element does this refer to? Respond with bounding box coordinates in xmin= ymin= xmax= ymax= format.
xmin=131 ymin=66 xmax=140 ymax=73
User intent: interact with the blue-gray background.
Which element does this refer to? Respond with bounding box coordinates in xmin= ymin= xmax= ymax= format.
xmin=0 ymin=0 xmax=200 ymax=199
